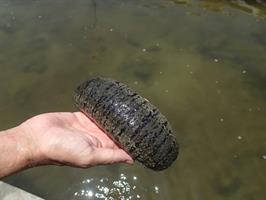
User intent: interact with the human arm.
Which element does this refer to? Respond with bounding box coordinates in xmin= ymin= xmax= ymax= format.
xmin=0 ymin=112 xmax=133 ymax=178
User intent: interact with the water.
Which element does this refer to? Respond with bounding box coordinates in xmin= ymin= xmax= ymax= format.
xmin=1 ymin=0 xmax=266 ymax=199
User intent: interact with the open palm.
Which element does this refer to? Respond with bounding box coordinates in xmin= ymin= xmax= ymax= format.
xmin=22 ymin=112 xmax=133 ymax=168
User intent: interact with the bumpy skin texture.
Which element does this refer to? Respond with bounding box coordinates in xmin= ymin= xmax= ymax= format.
xmin=73 ymin=77 xmax=178 ymax=170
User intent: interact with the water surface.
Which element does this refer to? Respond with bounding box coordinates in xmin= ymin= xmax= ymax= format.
xmin=1 ymin=0 xmax=266 ymax=199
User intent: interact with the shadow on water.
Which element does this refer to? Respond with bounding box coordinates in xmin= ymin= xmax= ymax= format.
xmin=119 ymin=56 xmax=160 ymax=84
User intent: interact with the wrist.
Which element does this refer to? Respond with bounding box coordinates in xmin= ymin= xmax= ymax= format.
xmin=0 ymin=125 xmax=39 ymax=178
xmin=18 ymin=122 xmax=47 ymax=167
xmin=5 ymin=126 xmax=38 ymax=168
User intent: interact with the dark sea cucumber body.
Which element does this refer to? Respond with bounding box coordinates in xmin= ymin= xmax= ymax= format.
xmin=73 ymin=77 xmax=178 ymax=170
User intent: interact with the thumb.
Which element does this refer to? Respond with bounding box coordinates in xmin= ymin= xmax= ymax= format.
xmin=89 ymin=148 xmax=134 ymax=166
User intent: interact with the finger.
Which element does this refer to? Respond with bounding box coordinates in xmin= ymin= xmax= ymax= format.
xmin=73 ymin=112 xmax=120 ymax=149
xmin=90 ymin=148 xmax=134 ymax=166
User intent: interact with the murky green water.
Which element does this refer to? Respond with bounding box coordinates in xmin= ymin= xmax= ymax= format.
xmin=1 ymin=0 xmax=266 ymax=199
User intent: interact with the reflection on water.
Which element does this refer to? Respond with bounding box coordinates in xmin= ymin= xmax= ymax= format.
xmin=1 ymin=0 xmax=266 ymax=199
xmin=69 ymin=173 xmax=160 ymax=200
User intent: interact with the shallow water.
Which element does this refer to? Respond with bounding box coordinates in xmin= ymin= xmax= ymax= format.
xmin=1 ymin=0 xmax=266 ymax=199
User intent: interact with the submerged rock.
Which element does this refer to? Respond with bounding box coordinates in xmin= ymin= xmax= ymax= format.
xmin=170 ymin=0 xmax=266 ymax=18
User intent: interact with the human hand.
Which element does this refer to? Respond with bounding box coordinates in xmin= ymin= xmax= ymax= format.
xmin=20 ymin=112 xmax=133 ymax=168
